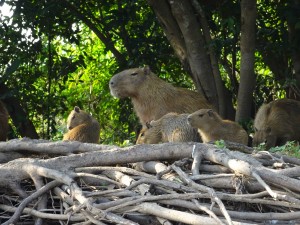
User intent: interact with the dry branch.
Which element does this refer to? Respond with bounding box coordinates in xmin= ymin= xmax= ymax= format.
xmin=0 ymin=138 xmax=300 ymax=224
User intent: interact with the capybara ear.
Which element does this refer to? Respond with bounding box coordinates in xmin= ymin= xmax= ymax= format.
xmin=74 ymin=106 xmax=80 ymax=113
xmin=149 ymin=120 xmax=158 ymax=127
xmin=143 ymin=65 xmax=151 ymax=75
xmin=146 ymin=121 xmax=152 ymax=129
xmin=207 ymin=109 xmax=214 ymax=117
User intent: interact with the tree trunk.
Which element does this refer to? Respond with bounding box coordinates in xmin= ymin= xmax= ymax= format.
xmin=146 ymin=0 xmax=188 ymax=69
xmin=0 ymin=84 xmax=39 ymax=139
xmin=147 ymin=0 xmax=219 ymax=110
xmin=190 ymin=0 xmax=235 ymax=119
xmin=287 ymin=0 xmax=300 ymax=100
xmin=235 ymin=0 xmax=257 ymax=123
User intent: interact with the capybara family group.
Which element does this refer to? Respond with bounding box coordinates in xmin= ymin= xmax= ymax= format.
xmin=109 ymin=66 xmax=247 ymax=145
xmin=1 ymin=65 xmax=299 ymax=150
xmin=109 ymin=65 xmax=300 ymax=149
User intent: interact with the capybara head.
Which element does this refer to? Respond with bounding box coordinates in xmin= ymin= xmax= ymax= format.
xmin=252 ymin=102 xmax=272 ymax=148
xmin=252 ymin=127 xmax=277 ymax=149
xmin=136 ymin=122 xmax=162 ymax=144
xmin=109 ymin=66 xmax=151 ymax=99
xmin=187 ymin=109 xmax=220 ymax=129
xmin=66 ymin=106 xmax=92 ymax=130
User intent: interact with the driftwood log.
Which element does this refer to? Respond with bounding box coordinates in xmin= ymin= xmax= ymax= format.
xmin=0 ymin=138 xmax=300 ymax=224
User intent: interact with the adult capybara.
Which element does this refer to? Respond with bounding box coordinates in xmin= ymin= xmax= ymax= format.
xmin=0 ymin=101 xmax=9 ymax=141
xmin=136 ymin=112 xmax=200 ymax=144
xmin=109 ymin=66 xmax=214 ymax=126
xmin=187 ymin=109 xmax=248 ymax=145
xmin=63 ymin=106 xmax=100 ymax=144
xmin=253 ymin=98 xmax=300 ymax=149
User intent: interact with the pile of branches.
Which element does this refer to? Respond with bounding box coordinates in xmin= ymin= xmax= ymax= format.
xmin=0 ymin=138 xmax=300 ymax=225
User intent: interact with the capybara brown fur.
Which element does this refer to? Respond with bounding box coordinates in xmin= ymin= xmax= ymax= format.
xmin=0 ymin=101 xmax=9 ymax=141
xmin=136 ymin=112 xmax=201 ymax=144
xmin=187 ymin=109 xmax=248 ymax=145
xmin=63 ymin=106 xmax=100 ymax=144
xmin=109 ymin=66 xmax=214 ymax=126
xmin=253 ymin=98 xmax=300 ymax=149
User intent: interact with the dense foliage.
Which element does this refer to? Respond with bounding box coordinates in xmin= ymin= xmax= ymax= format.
xmin=0 ymin=0 xmax=187 ymax=144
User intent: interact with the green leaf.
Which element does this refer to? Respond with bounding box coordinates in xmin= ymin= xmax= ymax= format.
xmin=4 ymin=59 xmax=22 ymax=76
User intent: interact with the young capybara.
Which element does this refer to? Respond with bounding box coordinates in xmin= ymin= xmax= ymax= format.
xmin=136 ymin=112 xmax=201 ymax=144
xmin=187 ymin=109 xmax=248 ymax=145
xmin=253 ymin=98 xmax=300 ymax=149
xmin=109 ymin=66 xmax=214 ymax=127
xmin=136 ymin=122 xmax=161 ymax=144
xmin=0 ymin=101 xmax=9 ymax=141
xmin=63 ymin=106 xmax=100 ymax=144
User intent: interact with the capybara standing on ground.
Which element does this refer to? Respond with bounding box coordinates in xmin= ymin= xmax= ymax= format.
xmin=136 ymin=112 xmax=200 ymax=144
xmin=253 ymin=98 xmax=300 ymax=149
xmin=109 ymin=66 xmax=214 ymax=126
xmin=187 ymin=109 xmax=248 ymax=145
xmin=0 ymin=101 xmax=9 ymax=141
xmin=63 ymin=106 xmax=100 ymax=144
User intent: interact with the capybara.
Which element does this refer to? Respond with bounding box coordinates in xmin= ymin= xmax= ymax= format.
xmin=63 ymin=106 xmax=100 ymax=144
xmin=136 ymin=112 xmax=201 ymax=144
xmin=136 ymin=122 xmax=162 ymax=144
xmin=0 ymin=101 xmax=9 ymax=141
xmin=187 ymin=109 xmax=248 ymax=145
xmin=253 ymin=98 xmax=300 ymax=149
xmin=109 ymin=66 xmax=214 ymax=126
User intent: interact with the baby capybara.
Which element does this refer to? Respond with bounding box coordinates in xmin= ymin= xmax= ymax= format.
xmin=63 ymin=106 xmax=100 ymax=144
xmin=136 ymin=112 xmax=200 ymax=144
xmin=187 ymin=109 xmax=248 ymax=145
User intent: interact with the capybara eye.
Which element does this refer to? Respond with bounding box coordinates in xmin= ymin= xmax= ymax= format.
xmin=131 ymin=72 xmax=138 ymax=76
xmin=198 ymin=114 xmax=204 ymax=118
